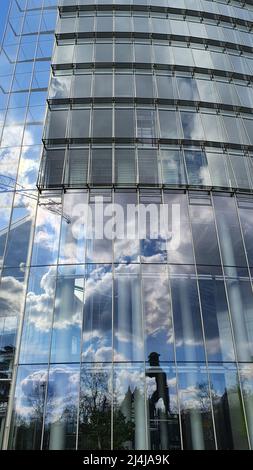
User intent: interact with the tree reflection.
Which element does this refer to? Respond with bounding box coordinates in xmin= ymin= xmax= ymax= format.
xmin=79 ymin=369 xmax=134 ymax=449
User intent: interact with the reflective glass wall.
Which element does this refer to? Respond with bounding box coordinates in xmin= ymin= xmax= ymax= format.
xmin=2 ymin=0 xmax=253 ymax=451
xmin=0 ymin=0 xmax=57 ymax=449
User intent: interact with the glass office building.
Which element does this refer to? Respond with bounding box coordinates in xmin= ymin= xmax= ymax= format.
xmin=1 ymin=0 xmax=253 ymax=450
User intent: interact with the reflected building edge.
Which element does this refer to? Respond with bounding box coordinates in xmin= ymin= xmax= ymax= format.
xmin=1 ymin=0 xmax=253 ymax=451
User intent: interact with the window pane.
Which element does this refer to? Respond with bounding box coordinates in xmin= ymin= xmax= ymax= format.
xmin=72 ymin=74 xmax=92 ymax=98
xmin=159 ymin=110 xmax=180 ymax=139
xmin=114 ymin=265 xmax=143 ymax=362
xmin=171 ymin=267 xmax=205 ymax=362
xmin=19 ymin=267 xmax=57 ymax=364
xmin=115 ymin=148 xmax=136 ymax=185
xmin=9 ymin=365 xmax=47 ymax=449
xmin=184 ymin=150 xmax=211 ymax=185
xmin=161 ymin=149 xmax=186 ymax=185
xmin=90 ymin=148 xmax=112 ymax=184
xmin=189 ymin=202 xmax=220 ymax=266
xmin=79 ymin=365 xmax=112 ymax=450
xmin=146 ymin=365 xmax=181 ymax=450
xmin=64 ymin=148 xmax=89 ymax=186
xmin=163 ymin=192 xmax=194 ymax=265
xmin=210 ymin=364 xmax=249 ymax=449
xmin=198 ymin=270 xmax=235 ymax=362
xmin=45 ymin=109 xmax=68 ymax=140
xmin=92 ymin=109 xmax=112 ymax=138
xmin=94 ymin=74 xmax=112 ymax=97
xmin=43 ymin=364 xmax=79 ymax=450
xmin=115 ymin=74 xmax=134 ymax=97
xmin=143 ymin=266 xmax=174 ymax=362
xmin=115 ymin=109 xmax=135 ymax=138
xmin=178 ymin=364 xmax=215 ymax=449
xmin=138 ymin=149 xmax=159 ymax=184
xmin=70 ymin=109 xmax=90 ymax=138
xmin=50 ymin=266 xmax=84 ymax=363
xmin=113 ymin=365 xmax=146 ymax=450
xmin=82 ymin=265 xmax=112 ymax=362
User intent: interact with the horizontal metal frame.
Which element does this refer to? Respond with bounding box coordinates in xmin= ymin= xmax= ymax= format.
xmin=47 ymin=97 xmax=253 ymax=115
xmin=41 ymin=137 xmax=253 ymax=150
xmin=52 ymin=61 xmax=253 ymax=83
xmin=37 ymin=180 xmax=253 ymax=194
xmin=58 ymin=3 xmax=253 ymax=29
xmin=55 ymin=32 xmax=253 ymax=55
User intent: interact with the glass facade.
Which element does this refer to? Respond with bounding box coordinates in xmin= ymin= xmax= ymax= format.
xmin=1 ymin=0 xmax=253 ymax=451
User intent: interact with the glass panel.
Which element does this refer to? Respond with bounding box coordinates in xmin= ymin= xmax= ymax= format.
xmin=138 ymin=149 xmax=159 ymax=184
xmin=146 ymin=364 xmax=181 ymax=450
xmin=41 ymin=149 xmax=65 ymax=187
xmin=70 ymin=109 xmax=90 ymax=138
xmin=180 ymin=112 xmax=204 ymax=140
xmin=9 ymin=365 xmax=47 ymax=450
xmin=90 ymin=148 xmax=112 ymax=184
xmin=135 ymin=44 xmax=152 ymax=63
xmin=92 ymin=109 xmax=112 ymax=138
xmin=198 ymin=269 xmax=235 ymax=362
xmin=136 ymin=75 xmax=154 ymax=98
xmin=0 ymin=381 xmax=9 ymax=449
xmin=75 ymin=43 xmax=93 ymax=63
xmin=156 ymin=76 xmax=174 ymax=99
xmin=239 ymin=364 xmax=253 ymax=448
xmin=142 ymin=265 xmax=174 ymax=363
xmin=184 ymin=150 xmax=211 ymax=185
xmin=95 ymin=43 xmax=113 ymax=62
xmin=189 ymin=202 xmax=220 ymax=266
xmin=113 ymin=364 xmax=147 ymax=450
xmin=115 ymin=148 xmax=136 ymax=185
xmin=161 ymin=149 xmax=186 ymax=185
xmin=31 ymin=200 xmax=61 ymax=266
xmin=115 ymin=74 xmax=134 ymax=97
xmin=45 ymin=109 xmax=68 ymax=140
xmin=49 ymin=75 xmax=72 ymax=99
xmin=79 ymin=364 xmax=112 ymax=450
xmin=137 ymin=109 xmax=157 ymax=140
xmin=82 ymin=265 xmax=112 ymax=363
xmin=206 ymin=152 xmax=229 ymax=188
xmin=213 ymin=195 xmax=248 ymax=271
xmin=65 ymin=148 xmax=89 ymax=186
xmin=72 ymin=74 xmax=92 ymax=98
xmin=237 ymin=197 xmax=253 ymax=268
xmin=226 ymin=276 xmax=253 ymax=362
xmin=114 ymin=192 xmax=139 ymax=263
xmin=163 ymin=192 xmax=194 ymax=265
xmin=94 ymin=74 xmax=112 ymax=97
xmin=159 ymin=110 xmax=180 ymax=139
xmin=115 ymin=42 xmax=133 ymax=62
xmin=115 ymin=109 xmax=135 ymax=138
xmin=43 ymin=364 xmax=79 ymax=450
xmin=210 ymin=364 xmax=249 ymax=449
xmin=59 ymin=191 xmax=88 ymax=265
xmin=177 ymin=77 xmax=199 ymax=101
xmin=201 ymin=113 xmax=225 ymax=142
xmin=50 ymin=266 xmax=84 ymax=363
xmin=19 ymin=266 xmax=57 ymax=364
xmin=178 ymin=364 xmax=215 ymax=450
xmin=113 ymin=265 xmax=143 ymax=362
xmin=170 ymin=267 xmax=206 ymax=362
